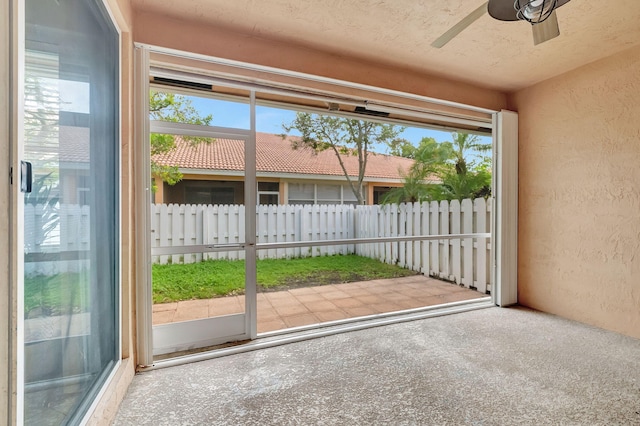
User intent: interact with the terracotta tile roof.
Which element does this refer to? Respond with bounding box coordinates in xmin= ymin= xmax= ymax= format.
xmin=153 ymin=132 xmax=414 ymax=180
xmin=59 ymin=126 xmax=90 ymax=163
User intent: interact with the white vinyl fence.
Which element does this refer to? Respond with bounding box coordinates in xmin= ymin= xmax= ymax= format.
xmin=24 ymin=204 xmax=91 ymax=276
xmin=150 ymin=200 xmax=492 ymax=292
xmin=24 ymin=200 xmax=492 ymax=291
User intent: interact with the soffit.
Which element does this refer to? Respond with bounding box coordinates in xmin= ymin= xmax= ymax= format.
xmin=132 ymin=0 xmax=640 ymax=92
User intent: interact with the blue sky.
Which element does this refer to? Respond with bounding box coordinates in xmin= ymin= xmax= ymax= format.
xmin=188 ymin=96 xmax=491 ymax=155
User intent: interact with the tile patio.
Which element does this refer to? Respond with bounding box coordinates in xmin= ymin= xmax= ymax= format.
xmin=152 ymin=275 xmax=487 ymax=333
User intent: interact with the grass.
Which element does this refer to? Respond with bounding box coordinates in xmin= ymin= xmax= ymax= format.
xmin=152 ymin=254 xmax=416 ymax=304
xmin=24 ymin=273 xmax=88 ymax=317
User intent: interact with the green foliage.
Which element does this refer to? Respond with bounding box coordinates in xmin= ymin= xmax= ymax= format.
xmin=388 ymin=138 xmax=418 ymax=158
xmin=283 ymin=113 xmax=404 ymax=204
xmin=152 ymin=255 xmax=416 ymax=303
xmin=434 ymin=165 xmax=492 ymax=201
xmin=380 ymin=171 xmax=438 ymax=204
xmin=150 ymin=91 xmax=214 ymax=187
xmin=383 ymin=132 xmax=492 ymax=204
xmin=24 ymin=273 xmax=88 ymax=317
xmin=449 ymin=132 xmax=491 ymax=177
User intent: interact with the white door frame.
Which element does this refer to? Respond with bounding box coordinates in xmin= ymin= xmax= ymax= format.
xmin=134 ymin=44 xmax=519 ymax=367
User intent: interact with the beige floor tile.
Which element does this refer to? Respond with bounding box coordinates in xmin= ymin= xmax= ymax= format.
xmin=265 ymin=294 xmax=299 ymax=306
xmin=343 ymin=306 xmax=379 ymax=317
xmin=371 ymin=302 xmax=403 ymax=314
xmin=340 ymin=287 xmax=373 ymax=297
xmin=152 ymin=310 xmax=175 ymax=325
xmin=395 ymin=298 xmax=433 ymax=309
xmin=153 ymin=302 xmax=178 ymax=313
xmin=318 ymin=290 xmax=351 ymax=299
xmin=282 ymin=313 xmax=320 ymax=328
xmin=363 ymin=285 xmax=392 ymax=295
xmin=331 ymin=297 xmax=365 ymax=308
xmin=356 ymin=294 xmax=388 ymax=305
xmin=152 ymin=276 xmax=484 ymax=334
xmin=257 ymin=307 xmax=281 ymax=321
xmin=415 ymin=295 xmax=447 ymax=306
xmin=257 ymin=318 xmax=287 ymax=333
xmin=209 ymin=297 xmax=243 ymax=316
xmin=273 ymin=303 xmax=310 ymax=316
xmin=302 ymin=300 xmax=340 ymax=313
xmin=174 ymin=303 xmax=208 ymax=322
xmin=288 ymin=287 xmax=320 ymax=296
xmin=176 ymin=299 xmax=209 ymax=310
xmin=315 ymin=310 xmax=350 ymax=322
xmin=293 ymin=293 xmax=326 ymax=303
xmin=440 ymin=291 xmax=484 ymax=303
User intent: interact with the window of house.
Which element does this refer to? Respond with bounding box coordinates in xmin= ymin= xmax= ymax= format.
xmin=288 ymin=183 xmax=315 ymax=205
xmin=288 ymin=182 xmax=360 ymax=205
xmin=185 ymin=186 xmax=235 ymax=205
xmin=258 ymin=181 xmax=279 ymax=205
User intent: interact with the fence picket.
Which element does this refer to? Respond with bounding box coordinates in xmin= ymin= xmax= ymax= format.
xmin=450 ymin=200 xmax=461 ymax=283
xmin=462 ymin=199 xmax=474 ymax=287
xmin=475 ymin=198 xmax=488 ymax=293
xmin=142 ymin=201 xmax=491 ymax=291
xmin=430 ymin=201 xmax=439 ymax=277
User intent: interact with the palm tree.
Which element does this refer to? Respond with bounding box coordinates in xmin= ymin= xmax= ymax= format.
xmin=449 ymin=132 xmax=492 ymax=176
xmin=380 ymin=170 xmax=437 ymax=204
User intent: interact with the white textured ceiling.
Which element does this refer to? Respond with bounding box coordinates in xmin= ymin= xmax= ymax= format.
xmin=132 ymin=0 xmax=640 ymax=92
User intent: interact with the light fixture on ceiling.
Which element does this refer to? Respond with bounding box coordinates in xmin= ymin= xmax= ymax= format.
xmin=515 ymin=0 xmax=557 ymax=23
xmin=488 ymin=0 xmax=571 ymax=22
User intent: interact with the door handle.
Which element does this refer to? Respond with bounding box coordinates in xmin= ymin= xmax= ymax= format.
xmin=20 ymin=161 xmax=32 ymax=193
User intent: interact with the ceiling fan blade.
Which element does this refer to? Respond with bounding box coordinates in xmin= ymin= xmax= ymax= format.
xmin=431 ymin=2 xmax=488 ymax=48
xmin=532 ymin=10 xmax=560 ymax=45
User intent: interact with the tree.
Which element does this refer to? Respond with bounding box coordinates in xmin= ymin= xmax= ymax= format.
xmin=380 ymin=171 xmax=437 ymax=204
xmin=150 ymin=91 xmax=214 ymax=186
xmin=283 ymin=113 xmax=404 ymax=204
xmin=383 ymin=132 xmax=492 ymax=204
xmin=389 ymin=136 xmax=440 ymax=160
xmin=381 ymin=137 xmax=451 ymax=204
xmin=449 ymin=132 xmax=491 ymax=176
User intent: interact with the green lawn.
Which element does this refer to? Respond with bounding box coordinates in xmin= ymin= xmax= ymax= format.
xmin=152 ymin=254 xmax=416 ymax=304
xmin=24 ymin=273 xmax=89 ymax=317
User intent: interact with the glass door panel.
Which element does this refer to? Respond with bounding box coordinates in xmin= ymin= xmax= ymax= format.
xmin=22 ymin=0 xmax=119 ymax=424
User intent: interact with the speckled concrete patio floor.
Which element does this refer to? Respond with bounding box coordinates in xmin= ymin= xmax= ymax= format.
xmin=115 ymin=306 xmax=640 ymax=425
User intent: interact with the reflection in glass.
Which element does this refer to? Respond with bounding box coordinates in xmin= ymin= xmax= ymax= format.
xmin=23 ymin=0 xmax=119 ymax=423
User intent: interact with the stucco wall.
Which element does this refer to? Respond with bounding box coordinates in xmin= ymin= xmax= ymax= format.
xmin=133 ymin=11 xmax=507 ymax=112
xmin=510 ymin=45 xmax=640 ymax=339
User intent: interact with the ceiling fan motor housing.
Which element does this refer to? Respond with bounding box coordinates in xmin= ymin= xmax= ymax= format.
xmin=488 ymin=0 xmax=571 ymax=22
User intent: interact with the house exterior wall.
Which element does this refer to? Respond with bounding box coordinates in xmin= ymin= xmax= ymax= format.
xmin=155 ymin=175 xmax=405 ymax=206
xmin=510 ymin=45 xmax=640 ymax=339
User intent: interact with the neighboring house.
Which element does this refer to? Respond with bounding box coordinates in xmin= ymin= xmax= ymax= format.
xmin=58 ymin=125 xmax=90 ymax=205
xmin=152 ymin=132 xmax=418 ymax=205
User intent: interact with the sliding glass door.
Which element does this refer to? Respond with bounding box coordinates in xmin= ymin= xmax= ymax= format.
xmin=21 ymin=0 xmax=119 ymax=423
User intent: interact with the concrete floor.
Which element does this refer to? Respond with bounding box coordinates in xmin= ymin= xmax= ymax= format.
xmin=152 ymin=275 xmax=486 ymax=333
xmin=115 ymin=307 xmax=640 ymax=425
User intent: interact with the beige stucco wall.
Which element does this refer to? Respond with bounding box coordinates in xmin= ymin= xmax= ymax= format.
xmin=133 ymin=11 xmax=507 ymax=112
xmin=510 ymin=45 xmax=640 ymax=339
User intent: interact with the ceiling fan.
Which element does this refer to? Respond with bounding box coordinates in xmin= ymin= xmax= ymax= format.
xmin=432 ymin=0 xmax=571 ymax=48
